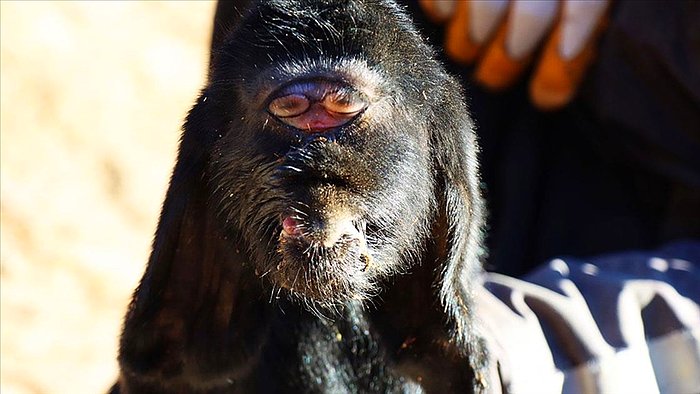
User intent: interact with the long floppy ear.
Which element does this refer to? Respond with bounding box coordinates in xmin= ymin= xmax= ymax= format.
xmin=117 ymin=93 xmax=270 ymax=391
xmin=430 ymin=76 xmax=489 ymax=389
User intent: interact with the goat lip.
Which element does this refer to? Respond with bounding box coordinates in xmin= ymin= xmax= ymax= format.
xmin=281 ymin=216 xmax=303 ymax=238
xmin=279 ymin=213 xmax=364 ymax=247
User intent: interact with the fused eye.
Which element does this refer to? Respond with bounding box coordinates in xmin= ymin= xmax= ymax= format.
xmin=266 ymin=81 xmax=368 ymax=131
xmin=323 ymin=91 xmax=366 ymax=115
xmin=268 ymin=94 xmax=310 ymax=118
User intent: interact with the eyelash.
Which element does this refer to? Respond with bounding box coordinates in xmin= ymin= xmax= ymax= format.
xmin=267 ymin=84 xmax=366 ymax=118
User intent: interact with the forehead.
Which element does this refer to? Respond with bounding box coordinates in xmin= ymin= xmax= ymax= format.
xmin=238 ymin=57 xmax=386 ymax=110
xmin=213 ymin=0 xmax=425 ymax=99
xmin=217 ymin=0 xmax=422 ymax=71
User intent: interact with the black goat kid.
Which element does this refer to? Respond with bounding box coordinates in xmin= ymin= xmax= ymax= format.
xmin=115 ymin=1 xmax=488 ymax=392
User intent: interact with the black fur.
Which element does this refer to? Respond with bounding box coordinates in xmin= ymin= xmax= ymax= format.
xmin=115 ymin=0 xmax=488 ymax=392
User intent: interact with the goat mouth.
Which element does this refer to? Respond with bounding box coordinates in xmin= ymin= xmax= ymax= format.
xmin=270 ymin=215 xmax=375 ymax=303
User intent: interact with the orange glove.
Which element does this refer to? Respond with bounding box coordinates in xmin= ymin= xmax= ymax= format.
xmin=420 ymin=0 xmax=610 ymax=111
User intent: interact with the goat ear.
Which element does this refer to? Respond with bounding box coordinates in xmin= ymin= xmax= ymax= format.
xmin=430 ymin=80 xmax=489 ymax=388
xmin=210 ymin=0 xmax=253 ymax=65
xmin=117 ymin=93 xmax=268 ymax=390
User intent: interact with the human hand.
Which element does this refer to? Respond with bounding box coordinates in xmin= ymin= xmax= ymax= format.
xmin=420 ymin=0 xmax=610 ymax=110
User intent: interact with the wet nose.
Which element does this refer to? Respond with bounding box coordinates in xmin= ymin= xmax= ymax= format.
xmin=267 ymin=80 xmax=367 ymax=133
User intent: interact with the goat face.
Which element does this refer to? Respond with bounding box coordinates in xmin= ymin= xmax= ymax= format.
xmin=205 ymin=0 xmax=455 ymax=311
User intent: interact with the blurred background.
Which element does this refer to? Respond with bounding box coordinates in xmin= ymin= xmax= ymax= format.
xmin=1 ymin=2 xmax=216 ymax=392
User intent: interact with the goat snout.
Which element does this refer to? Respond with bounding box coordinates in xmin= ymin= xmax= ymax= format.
xmin=281 ymin=214 xmax=362 ymax=249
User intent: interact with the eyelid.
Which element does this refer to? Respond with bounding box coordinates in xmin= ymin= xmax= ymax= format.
xmin=268 ymin=94 xmax=310 ymax=118
xmin=268 ymin=79 xmax=363 ymax=102
xmin=265 ymin=79 xmax=369 ymax=122
xmin=323 ymin=91 xmax=366 ymax=114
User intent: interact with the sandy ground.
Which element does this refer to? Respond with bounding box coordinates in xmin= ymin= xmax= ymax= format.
xmin=1 ymin=2 xmax=216 ymax=392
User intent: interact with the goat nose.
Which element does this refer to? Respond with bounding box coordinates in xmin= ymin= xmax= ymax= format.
xmin=267 ymin=80 xmax=367 ymax=133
